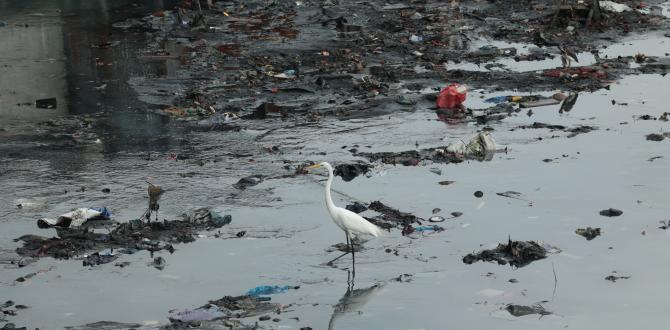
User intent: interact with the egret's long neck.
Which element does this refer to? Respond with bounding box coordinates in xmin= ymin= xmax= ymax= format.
xmin=324 ymin=165 xmax=336 ymax=212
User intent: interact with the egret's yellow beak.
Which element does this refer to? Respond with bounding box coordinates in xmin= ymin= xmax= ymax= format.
xmin=305 ymin=164 xmax=321 ymax=169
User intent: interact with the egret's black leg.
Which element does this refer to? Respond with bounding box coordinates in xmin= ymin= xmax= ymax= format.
xmin=326 ymin=233 xmax=351 ymax=266
xmin=351 ymin=236 xmax=356 ymax=276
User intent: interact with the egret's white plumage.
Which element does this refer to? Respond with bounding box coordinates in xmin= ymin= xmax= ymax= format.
xmin=311 ymin=162 xmax=383 ymax=238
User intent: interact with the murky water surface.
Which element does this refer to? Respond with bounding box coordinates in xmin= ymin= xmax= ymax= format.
xmin=2 ymin=1 xmax=670 ymax=329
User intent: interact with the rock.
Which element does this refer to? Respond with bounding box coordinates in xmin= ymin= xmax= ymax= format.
xmin=259 ymin=315 xmax=271 ymax=321
xmin=450 ymin=211 xmax=463 ymax=218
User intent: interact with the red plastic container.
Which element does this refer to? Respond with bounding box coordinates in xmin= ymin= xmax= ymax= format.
xmin=436 ymin=83 xmax=467 ymax=109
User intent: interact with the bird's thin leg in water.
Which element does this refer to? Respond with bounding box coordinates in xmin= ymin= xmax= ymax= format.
xmin=326 ymin=234 xmax=351 ymax=266
xmin=351 ymin=235 xmax=356 ymax=276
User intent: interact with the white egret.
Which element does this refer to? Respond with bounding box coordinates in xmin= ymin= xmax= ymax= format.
xmin=306 ymin=162 xmax=383 ymax=269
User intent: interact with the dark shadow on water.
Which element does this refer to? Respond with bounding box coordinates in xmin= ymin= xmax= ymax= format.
xmin=1 ymin=0 xmax=184 ymax=155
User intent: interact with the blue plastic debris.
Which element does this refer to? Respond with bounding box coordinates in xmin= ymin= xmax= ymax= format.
xmin=246 ymin=285 xmax=291 ymax=297
xmin=210 ymin=211 xmax=232 ymax=228
xmin=90 ymin=207 xmax=112 ymax=219
xmin=414 ymin=225 xmax=445 ymax=232
xmin=485 ymin=96 xmax=510 ymax=104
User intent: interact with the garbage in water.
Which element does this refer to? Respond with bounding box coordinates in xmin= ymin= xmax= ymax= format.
xmin=367 ymin=200 xmax=423 ymax=229
xmin=4 ymin=0 xmax=670 ymax=327
xmin=209 ymin=211 xmax=232 ymax=228
xmin=334 ymin=163 xmax=371 ymax=182
xmin=82 ymin=251 xmax=119 ymax=267
xmin=576 ymin=227 xmax=601 ymax=240
xmin=168 ymin=305 xmax=228 ymax=323
xmin=37 ymin=207 xmax=111 ymax=229
xmin=233 ymin=175 xmax=264 ymax=189
xmin=428 ymin=216 xmax=445 ymax=222
xmin=646 ymin=133 xmax=669 ymax=141
xmin=445 ymin=132 xmax=498 ymax=158
xmin=599 ymin=208 xmax=623 ymax=217
xmin=246 ymin=285 xmax=295 ymax=297
xmin=345 ymin=202 xmax=368 ymax=214
xmin=35 ymin=98 xmax=57 ymax=109
xmin=463 ymin=238 xmax=548 ymax=267
xmin=151 ymin=256 xmax=166 ymax=270
xmin=599 ymin=1 xmax=632 ymax=12
xmin=436 ymin=83 xmax=467 ymax=109
xmin=16 ymin=207 xmax=229 ymax=265
xmin=559 ymin=93 xmax=579 ymax=113
xmin=505 ymin=304 xmax=552 ymax=317
xmin=605 ymin=272 xmax=631 ymax=282
xmin=402 ymin=224 xmax=444 ymax=237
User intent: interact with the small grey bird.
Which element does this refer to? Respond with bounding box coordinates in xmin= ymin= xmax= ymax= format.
xmin=558 ymin=45 xmax=579 ymax=68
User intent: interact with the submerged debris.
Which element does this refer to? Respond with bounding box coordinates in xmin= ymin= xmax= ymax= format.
xmin=505 ymin=304 xmax=552 ymax=317
xmin=605 ymin=272 xmax=631 ymax=282
xmin=599 ymin=208 xmax=623 ymax=217
xmin=575 ymin=227 xmax=601 ymax=240
xmin=345 ymin=202 xmax=368 ymax=214
xmin=355 ymin=133 xmax=503 ymax=166
xmin=334 ymin=163 xmax=371 ymax=182
xmin=367 ymin=200 xmax=422 ymax=229
xmin=233 ymin=175 xmax=264 ymax=189
xmin=513 ymin=122 xmax=597 ymax=138
xmin=645 ymin=133 xmax=670 ymax=141
xmin=463 ymin=238 xmax=547 ymax=267
xmin=82 ymin=252 xmax=119 ymax=267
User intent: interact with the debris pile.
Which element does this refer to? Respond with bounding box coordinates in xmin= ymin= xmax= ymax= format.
xmin=14 ymin=208 xmax=231 ymax=266
xmin=463 ymin=238 xmax=548 ymax=267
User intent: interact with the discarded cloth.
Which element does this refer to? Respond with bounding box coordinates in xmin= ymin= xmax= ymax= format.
xmin=37 ymin=207 xmax=111 ymax=229
xmin=444 ymin=132 xmax=497 ymax=157
xmin=168 ymin=305 xmax=229 ymax=323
